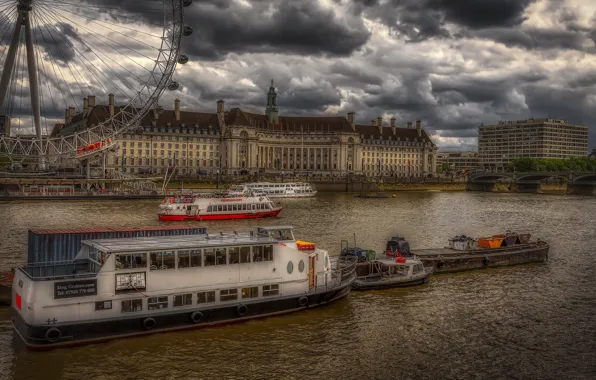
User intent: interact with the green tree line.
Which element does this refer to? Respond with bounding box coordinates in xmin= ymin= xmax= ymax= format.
xmin=507 ymin=157 xmax=596 ymax=172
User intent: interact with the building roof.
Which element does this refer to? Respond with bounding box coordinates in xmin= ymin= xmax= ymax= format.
xmin=355 ymin=124 xmax=435 ymax=145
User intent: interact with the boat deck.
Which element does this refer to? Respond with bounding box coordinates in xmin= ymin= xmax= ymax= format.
xmin=413 ymin=243 xmax=544 ymax=259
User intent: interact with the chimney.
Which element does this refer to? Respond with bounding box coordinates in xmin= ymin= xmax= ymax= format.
xmin=108 ymin=94 xmax=115 ymax=117
xmin=83 ymin=97 xmax=89 ymax=115
xmin=371 ymin=119 xmax=376 ymax=126
xmin=347 ymin=111 xmax=355 ymax=131
xmin=407 ymin=121 xmax=412 ymax=129
xmin=174 ymin=98 xmax=180 ymax=121
xmin=377 ymin=116 xmax=383 ymax=134
xmin=65 ymin=108 xmax=69 ymax=124
xmin=390 ymin=117 xmax=396 ymax=135
xmin=88 ymin=95 xmax=96 ymax=107
xmin=67 ymin=106 xmax=75 ymax=124
xmin=217 ymin=100 xmax=225 ymax=114
xmin=416 ymin=120 xmax=422 ymax=137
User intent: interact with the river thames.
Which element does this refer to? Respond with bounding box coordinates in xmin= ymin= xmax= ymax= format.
xmin=0 ymin=191 xmax=595 ymax=380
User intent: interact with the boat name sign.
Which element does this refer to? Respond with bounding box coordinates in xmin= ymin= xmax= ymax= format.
xmin=220 ymin=198 xmax=243 ymax=202
xmin=54 ymin=279 xmax=98 ymax=299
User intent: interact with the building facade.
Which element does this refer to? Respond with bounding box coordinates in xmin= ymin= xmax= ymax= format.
xmin=55 ymin=82 xmax=438 ymax=177
xmin=436 ymin=152 xmax=481 ymax=171
xmin=478 ymin=118 xmax=589 ymax=171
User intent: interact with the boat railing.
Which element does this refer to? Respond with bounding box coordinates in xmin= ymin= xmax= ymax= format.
xmin=308 ymin=256 xmax=357 ymax=293
xmin=20 ymin=258 xmax=101 ymax=281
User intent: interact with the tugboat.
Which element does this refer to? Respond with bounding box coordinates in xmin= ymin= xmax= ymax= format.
xmin=398 ymin=231 xmax=549 ymax=273
xmin=158 ymin=191 xmax=282 ymax=221
xmin=340 ymin=238 xmax=432 ymax=290
xmin=12 ymin=226 xmax=357 ymax=350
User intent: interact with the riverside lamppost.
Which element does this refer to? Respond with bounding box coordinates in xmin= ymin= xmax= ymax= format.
xmin=216 ymin=169 xmax=220 ymax=189
xmin=281 ymin=171 xmax=285 ymax=183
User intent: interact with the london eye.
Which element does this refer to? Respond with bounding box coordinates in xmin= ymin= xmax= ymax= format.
xmin=0 ymin=0 xmax=192 ymax=170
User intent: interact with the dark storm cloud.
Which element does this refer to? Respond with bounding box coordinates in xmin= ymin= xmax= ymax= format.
xmin=473 ymin=27 xmax=594 ymax=51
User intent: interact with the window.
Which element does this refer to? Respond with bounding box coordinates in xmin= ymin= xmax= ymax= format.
xmin=215 ymin=248 xmax=227 ymax=265
xmin=228 ymin=247 xmax=240 ymax=264
xmin=413 ymin=264 xmax=424 ymax=274
xmin=262 ymin=284 xmax=279 ymax=297
xmin=298 ymin=260 xmax=305 ymax=272
xmin=204 ymin=248 xmax=216 ymax=266
xmin=148 ymin=296 xmax=168 ymax=310
xmin=173 ymin=294 xmax=193 ymax=307
xmin=197 ymin=291 xmax=216 ymax=304
xmin=242 ymin=287 xmax=259 ymax=299
xmin=121 ymin=299 xmax=143 ymax=313
xmin=115 ymin=272 xmax=146 ymax=291
xmin=150 ymin=251 xmax=176 ymax=270
xmin=220 ymin=288 xmax=238 ymax=302
xmin=95 ymin=300 xmax=112 ymax=310
xmin=287 ymin=261 xmax=294 ymax=274
xmin=240 ymin=246 xmax=251 ymax=263
xmin=178 ymin=249 xmax=202 ymax=268
xmin=263 ymin=245 xmax=273 ymax=261
xmin=115 ymin=253 xmax=147 ymax=270
xmin=252 ymin=246 xmax=263 ymax=262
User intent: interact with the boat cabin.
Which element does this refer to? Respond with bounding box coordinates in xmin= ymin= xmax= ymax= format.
xmin=355 ymin=258 xmax=425 ymax=279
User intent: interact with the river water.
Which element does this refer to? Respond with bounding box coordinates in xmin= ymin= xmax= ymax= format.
xmin=0 ymin=192 xmax=595 ymax=380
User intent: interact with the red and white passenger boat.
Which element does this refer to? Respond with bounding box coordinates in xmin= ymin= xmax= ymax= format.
xmin=158 ymin=192 xmax=282 ymax=221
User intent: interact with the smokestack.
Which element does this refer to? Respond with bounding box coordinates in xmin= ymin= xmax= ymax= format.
xmin=347 ymin=111 xmax=355 ymax=131
xmin=217 ymin=100 xmax=224 ymax=114
xmin=407 ymin=121 xmax=412 ymax=129
xmin=175 ymin=98 xmax=180 ymax=121
xmin=67 ymin=106 xmax=75 ymax=124
xmin=88 ymin=95 xmax=96 ymax=107
xmin=371 ymin=119 xmax=376 ymax=126
xmin=83 ymin=97 xmax=89 ymax=115
xmin=390 ymin=117 xmax=396 ymax=135
xmin=416 ymin=120 xmax=422 ymax=137
xmin=377 ymin=117 xmax=383 ymax=134
xmin=108 ymin=94 xmax=115 ymax=117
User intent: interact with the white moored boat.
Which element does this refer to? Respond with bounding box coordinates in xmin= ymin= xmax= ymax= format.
xmin=228 ymin=182 xmax=317 ymax=198
xmin=12 ymin=226 xmax=357 ymax=350
xmin=158 ymin=191 xmax=282 ymax=221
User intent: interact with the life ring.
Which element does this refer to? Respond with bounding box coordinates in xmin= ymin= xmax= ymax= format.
xmin=190 ymin=311 xmax=203 ymax=324
xmin=143 ymin=317 xmax=156 ymax=330
xmin=483 ymin=256 xmax=489 ymax=267
xmin=237 ymin=305 xmax=248 ymax=316
xmin=45 ymin=327 xmax=61 ymax=343
xmin=298 ymin=296 xmax=308 ymax=307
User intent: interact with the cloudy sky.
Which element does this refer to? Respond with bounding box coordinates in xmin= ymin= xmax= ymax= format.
xmin=1 ymin=0 xmax=595 ymax=152
xmin=169 ymin=0 xmax=596 ymax=151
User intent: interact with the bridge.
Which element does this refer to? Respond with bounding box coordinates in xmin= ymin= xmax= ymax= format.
xmin=468 ymin=172 xmax=596 ymax=195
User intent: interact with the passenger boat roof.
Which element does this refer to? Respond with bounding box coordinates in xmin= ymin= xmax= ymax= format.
xmin=82 ymin=232 xmax=282 ymax=253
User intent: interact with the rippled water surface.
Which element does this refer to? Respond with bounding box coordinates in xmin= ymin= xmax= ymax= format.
xmin=1 ymin=192 xmax=595 ymax=380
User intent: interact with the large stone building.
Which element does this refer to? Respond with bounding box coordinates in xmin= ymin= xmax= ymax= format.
xmin=55 ymin=81 xmax=438 ymax=177
xmin=478 ymin=118 xmax=589 ymax=171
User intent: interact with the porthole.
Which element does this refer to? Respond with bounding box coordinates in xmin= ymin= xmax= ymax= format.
xmin=287 ymin=261 xmax=294 ymax=274
xmin=298 ymin=260 xmax=305 ymax=273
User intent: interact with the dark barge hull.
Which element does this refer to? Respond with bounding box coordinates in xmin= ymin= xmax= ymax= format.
xmin=413 ymin=243 xmax=549 ymax=274
xmin=352 ymin=273 xmax=430 ymax=291
xmin=13 ymin=283 xmax=353 ymax=351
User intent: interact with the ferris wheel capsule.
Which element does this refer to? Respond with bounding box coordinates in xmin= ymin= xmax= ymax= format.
xmin=168 ymin=81 xmax=180 ymax=91
xmin=183 ymin=26 xmax=194 ymax=36
xmin=178 ymin=55 xmax=189 ymax=65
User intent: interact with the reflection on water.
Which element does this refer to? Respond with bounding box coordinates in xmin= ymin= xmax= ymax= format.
xmin=1 ymin=192 xmax=596 ymax=380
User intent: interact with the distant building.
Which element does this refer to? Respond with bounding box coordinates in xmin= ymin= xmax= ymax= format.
xmin=478 ymin=118 xmax=589 ymax=171
xmin=54 ymin=82 xmax=439 ymax=177
xmin=436 ymin=151 xmax=481 ymax=171
xmin=589 ymin=148 xmax=596 ymax=158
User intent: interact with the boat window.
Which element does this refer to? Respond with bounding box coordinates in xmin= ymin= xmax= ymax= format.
xmin=95 ymin=301 xmax=112 ymax=311
xmin=178 ymin=249 xmax=202 ymax=268
xmin=150 ymin=251 xmax=176 ymax=270
xmin=217 ymin=205 xmax=223 ymax=212
xmin=148 ymin=296 xmax=168 ymax=310
xmin=413 ymin=264 xmax=424 ymax=274
xmin=252 ymin=246 xmax=264 ymax=262
xmin=197 ymin=291 xmax=215 ymax=304
xmin=298 ymin=260 xmax=305 ymax=272
xmin=262 ymin=284 xmax=279 ymax=297
xmin=173 ymin=294 xmax=193 ymax=307
xmin=121 ymin=299 xmax=143 ymax=313
xmin=392 ymin=266 xmax=409 ymax=276
xmin=115 ymin=272 xmax=146 ymax=291
xmin=242 ymin=204 xmax=247 ymax=211
xmin=215 ymin=248 xmax=227 ymax=265
xmin=263 ymin=245 xmax=273 ymax=261
xmin=242 ymin=286 xmax=258 ymax=299
xmin=115 ymin=253 xmax=147 ymax=270
xmin=207 ymin=206 xmax=213 ymax=212
xmin=204 ymin=248 xmax=216 ymax=266
xmin=228 ymin=247 xmax=240 ymax=264
xmin=233 ymin=204 xmax=238 ymax=211
xmin=240 ymin=246 xmax=251 ymax=263
xmin=219 ymin=288 xmax=238 ymax=302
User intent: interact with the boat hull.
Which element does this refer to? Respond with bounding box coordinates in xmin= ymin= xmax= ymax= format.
xmin=351 ymin=273 xmax=430 ymax=291
xmin=414 ymin=243 xmax=549 ymax=274
xmin=158 ymin=209 xmax=281 ymax=221
xmin=13 ymin=283 xmax=352 ymax=351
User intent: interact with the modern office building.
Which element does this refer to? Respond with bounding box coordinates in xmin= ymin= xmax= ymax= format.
xmin=436 ymin=151 xmax=481 ymax=171
xmin=478 ymin=118 xmax=589 ymax=171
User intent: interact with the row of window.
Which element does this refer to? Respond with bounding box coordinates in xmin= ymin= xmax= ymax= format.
xmin=99 ymin=284 xmax=281 ymax=313
xmin=115 ymin=245 xmax=275 ymax=271
xmin=205 ymin=203 xmax=274 ymax=212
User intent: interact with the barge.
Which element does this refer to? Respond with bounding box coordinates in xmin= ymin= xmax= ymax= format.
xmin=228 ymin=182 xmax=317 ymax=198
xmin=12 ymin=226 xmax=357 ymax=350
xmin=385 ymin=233 xmax=549 ymax=274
